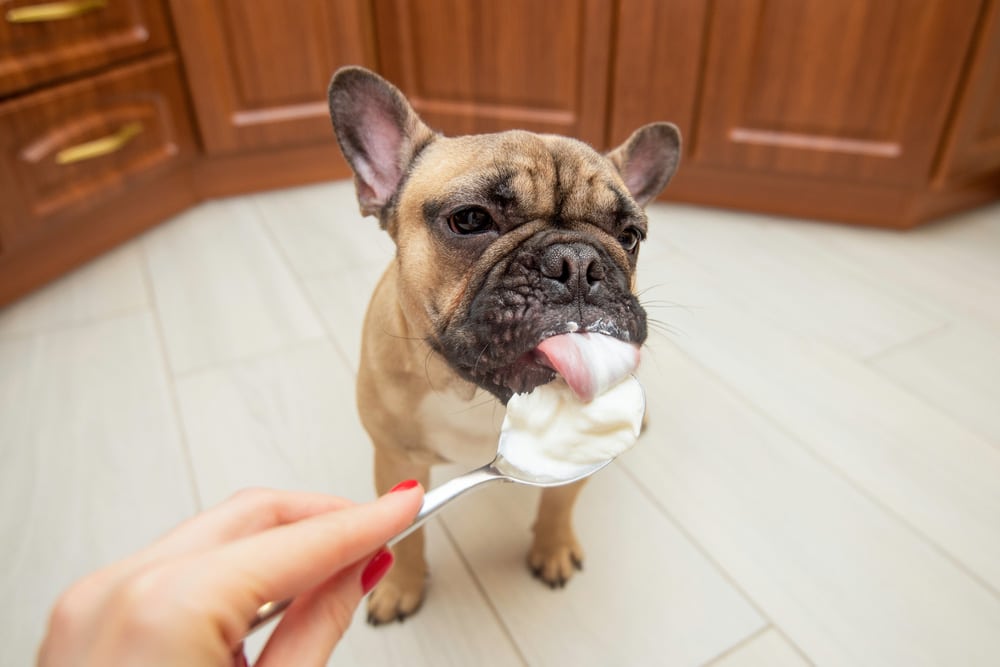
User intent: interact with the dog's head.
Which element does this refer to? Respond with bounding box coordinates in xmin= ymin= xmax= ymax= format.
xmin=329 ymin=67 xmax=680 ymax=402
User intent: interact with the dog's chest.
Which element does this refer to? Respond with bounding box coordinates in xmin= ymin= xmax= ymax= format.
xmin=416 ymin=389 xmax=504 ymax=466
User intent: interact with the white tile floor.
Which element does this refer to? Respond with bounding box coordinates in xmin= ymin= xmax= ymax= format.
xmin=2 ymin=180 xmax=999 ymax=666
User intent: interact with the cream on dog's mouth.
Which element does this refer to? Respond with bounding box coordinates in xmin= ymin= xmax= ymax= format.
xmin=499 ymin=331 xmax=640 ymax=402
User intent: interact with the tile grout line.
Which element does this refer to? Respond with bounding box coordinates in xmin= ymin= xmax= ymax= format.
xmin=861 ymin=320 xmax=952 ymax=364
xmin=699 ymin=624 xmax=770 ymax=667
xmin=249 ymin=195 xmax=359 ymax=375
xmin=0 ymin=303 xmax=151 ymax=343
xmin=136 ymin=238 xmax=205 ymax=512
xmin=436 ymin=518 xmax=533 ymax=667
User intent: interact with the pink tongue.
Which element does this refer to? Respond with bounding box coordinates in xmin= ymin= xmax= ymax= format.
xmin=534 ymin=333 xmax=640 ymax=402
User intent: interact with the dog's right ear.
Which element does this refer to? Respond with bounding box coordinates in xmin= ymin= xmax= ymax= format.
xmin=328 ymin=67 xmax=435 ymax=218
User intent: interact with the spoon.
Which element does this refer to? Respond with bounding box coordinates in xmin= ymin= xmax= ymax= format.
xmin=248 ymin=377 xmax=645 ymax=633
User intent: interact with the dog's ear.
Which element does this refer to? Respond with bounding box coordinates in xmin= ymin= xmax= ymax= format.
xmin=606 ymin=123 xmax=681 ymax=208
xmin=328 ymin=67 xmax=435 ymax=217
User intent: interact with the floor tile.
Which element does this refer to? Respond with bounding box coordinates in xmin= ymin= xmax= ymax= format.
xmin=0 ymin=241 xmax=147 ymax=338
xmin=798 ymin=203 xmax=1000 ymax=335
xmin=254 ymin=181 xmax=396 ymax=278
xmin=173 ymin=339 xmax=368 ymax=504
xmin=625 ymin=342 xmax=1000 ymax=666
xmin=0 ymin=312 xmax=198 ymax=666
xmin=645 ymin=206 xmax=946 ymax=359
xmin=142 ymin=199 xmax=325 ymax=375
xmin=871 ymin=323 xmax=1000 ymax=447
xmin=437 ymin=463 xmax=766 ymax=667
xmin=636 ymin=248 xmax=1000 ymax=594
xmin=303 ymin=263 xmax=388 ymax=370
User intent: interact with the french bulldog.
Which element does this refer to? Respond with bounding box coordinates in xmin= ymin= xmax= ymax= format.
xmin=327 ymin=67 xmax=680 ymax=624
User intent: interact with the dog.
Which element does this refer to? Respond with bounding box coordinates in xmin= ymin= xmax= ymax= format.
xmin=327 ymin=67 xmax=680 ymax=624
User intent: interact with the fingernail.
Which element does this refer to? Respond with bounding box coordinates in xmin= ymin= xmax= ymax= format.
xmin=389 ymin=479 xmax=419 ymax=493
xmin=361 ymin=549 xmax=394 ymax=593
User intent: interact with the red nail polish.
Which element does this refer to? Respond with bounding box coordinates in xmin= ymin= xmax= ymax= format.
xmin=389 ymin=479 xmax=418 ymax=493
xmin=361 ymin=549 xmax=394 ymax=593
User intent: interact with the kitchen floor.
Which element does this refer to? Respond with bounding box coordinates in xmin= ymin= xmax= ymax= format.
xmin=3 ymin=180 xmax=999 ymax=666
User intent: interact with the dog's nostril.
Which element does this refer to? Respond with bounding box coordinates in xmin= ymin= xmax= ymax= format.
xmin=586 ymin=260 xmax=605 ymax=285
xmin=540 ymin=244 xmax=604 ymax=289
xmin=541 ymin=249 xmax=572 ymax=283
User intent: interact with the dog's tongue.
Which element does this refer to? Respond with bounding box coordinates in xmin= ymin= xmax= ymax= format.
xmin=534 ymin=333 xmax=640 ymax=402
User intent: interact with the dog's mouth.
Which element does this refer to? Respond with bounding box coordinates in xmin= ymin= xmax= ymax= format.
xmin=485 ymin=324 xmax=641 ymax=402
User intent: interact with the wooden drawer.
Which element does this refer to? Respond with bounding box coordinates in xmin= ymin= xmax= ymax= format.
xmin=0 ymin=0 xmax=170 ymax=96
xmin=0 ymin=52 xmax=196 ymax=251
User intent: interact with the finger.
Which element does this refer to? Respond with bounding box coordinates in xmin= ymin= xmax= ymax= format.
xmin=254 ymin=550 xmax=388 ymax=666
xmin=59 ymin=489 xmax=356 ymax=631
xmin=136 ymin=488 xmax=355 ymax=563
xmin=178 ymin=484 xmax=423 ymax=645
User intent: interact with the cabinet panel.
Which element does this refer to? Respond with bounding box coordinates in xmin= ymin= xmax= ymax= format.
xmin=169 ymin=0 xmax=374 ymax=153
xmin=938 ymin=0 xmax=1000 ymax=182
xmin=696 ymin=0 xmax=981 ymax=185
xmin=0 ymin=53 xmax=196 ymax=249
xmin=609 ymin=0 xmax=708 ymax=151
xmin=0 ymin=0 xmax=170 ymax=96
xmin=374 ymin=0 xmax=612 ymax=147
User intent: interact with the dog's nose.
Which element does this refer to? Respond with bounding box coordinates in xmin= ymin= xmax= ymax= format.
xmin=540 ymin=243 xmax=605 ymax=293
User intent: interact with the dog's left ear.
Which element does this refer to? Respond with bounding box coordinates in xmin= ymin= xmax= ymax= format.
xmin=328 ymin=67 xmax=436 ymax=218
xmin=606 ymin=123 xmax=681 ymax=208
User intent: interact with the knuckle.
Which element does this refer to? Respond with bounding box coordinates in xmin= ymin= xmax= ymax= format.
xmin=47 ymin=585 xmax=87 ymax=637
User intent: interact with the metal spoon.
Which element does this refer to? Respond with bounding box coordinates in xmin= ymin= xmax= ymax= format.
xmin=248 ymin=377 xmax=644 ymax=633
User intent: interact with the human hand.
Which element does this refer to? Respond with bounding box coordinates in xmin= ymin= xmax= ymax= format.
xmin=37 ymin=482 xmax=424 ymax=666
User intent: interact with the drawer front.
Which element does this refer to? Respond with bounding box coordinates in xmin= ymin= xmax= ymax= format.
xmin=0 ymin=53 xmax=196 ymax=249
xmin=0 ymin=0 xmax=170 ymax=96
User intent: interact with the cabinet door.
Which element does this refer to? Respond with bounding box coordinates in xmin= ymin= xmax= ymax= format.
xmin=169 ymin=0 xmax=375 ymax=154
xmin=938 ymin=0 xmax=1000 ymax=182
xmin=695 ymin=0 xmax=981 ymax=186
xmin=373 ymin=0 xmax=613 ymax=147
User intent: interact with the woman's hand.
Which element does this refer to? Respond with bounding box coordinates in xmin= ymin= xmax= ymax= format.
xmin=38 ymin=482 xmax=424 ymax=666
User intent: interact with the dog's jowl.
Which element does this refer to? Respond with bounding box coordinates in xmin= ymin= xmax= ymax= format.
xmin=327 ymin=67 xmax=680 ymax=624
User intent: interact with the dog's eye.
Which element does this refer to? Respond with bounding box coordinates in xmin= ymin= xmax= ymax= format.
xmin=618 ymin=227 xmax=642 ymax=252
xmin=447 ymin=207 xmax=495 ymax=235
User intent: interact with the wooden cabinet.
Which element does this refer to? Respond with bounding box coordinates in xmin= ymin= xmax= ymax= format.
xmin=610 ymin=0 xmax=1000 ymax=227
xmin=373 ymin=0 xmax=612 ymax=146
xmin=0 ymin=0 xmax=196 ymax=305
xmin=694 ymin=0 xmax=979 ymax=186
xmin=2 ymin=0 xmax=1000 ymax=306
xmin=169 ymin=0 xmax=375 ymax=154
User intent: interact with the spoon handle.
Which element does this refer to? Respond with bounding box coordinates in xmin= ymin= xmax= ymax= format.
xmin=390 ymin=464 xmax=505 ymax=545
xmin=247 ymin=463 xmax=506 ymax=634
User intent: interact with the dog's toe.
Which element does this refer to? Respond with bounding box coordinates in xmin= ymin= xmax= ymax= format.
xmin=527 ymin=538 xmax=584 ymax=588
xmin=366 ymin=579 xmax=425 ymax=625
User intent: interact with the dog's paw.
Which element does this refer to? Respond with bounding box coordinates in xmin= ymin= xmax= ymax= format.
xmin=527 ymin=535 xmax=584 ymax=588
xmin=366 ymin=575 xmax=426 ymax=625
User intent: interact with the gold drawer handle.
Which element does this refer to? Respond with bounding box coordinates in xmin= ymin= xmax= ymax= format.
xmin=56 ymin=121 xmax=143 ymax=165
xmin=6 ymin=0 xmax=107 ymax=23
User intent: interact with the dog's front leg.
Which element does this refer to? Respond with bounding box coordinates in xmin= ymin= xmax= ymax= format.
xmin=367 ymin=447 xmax=431 ymax=624
xmin=529 ymin=479 xmax=587 ymax=587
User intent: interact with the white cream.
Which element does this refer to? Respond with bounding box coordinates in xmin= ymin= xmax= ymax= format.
xmin=498 ymin=376 xmax=644 ymax=481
